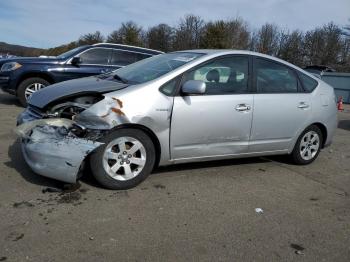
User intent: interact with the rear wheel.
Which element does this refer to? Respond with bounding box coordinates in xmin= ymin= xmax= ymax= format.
xmin=291 ymin=125 xmax=323 ymax=165
xmin=90 ymin=128 xmax=156 ymax=190
xmin=17 ymin=77 xmax=50 ymax=106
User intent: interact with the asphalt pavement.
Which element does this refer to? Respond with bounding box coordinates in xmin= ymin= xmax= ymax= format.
xmin=0 ymin=90 xmax=349 ymax=261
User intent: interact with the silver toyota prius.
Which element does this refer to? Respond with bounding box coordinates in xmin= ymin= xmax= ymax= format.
xmin=16 ymin=50 xmax=337 ymax=189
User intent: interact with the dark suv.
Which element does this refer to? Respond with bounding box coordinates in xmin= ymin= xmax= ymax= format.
xmin=0 ymin=43 xmax=163 ymax=106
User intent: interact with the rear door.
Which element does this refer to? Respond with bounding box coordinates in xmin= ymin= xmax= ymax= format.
xmin=249 ymin=57 xmax=312 ymax=153
xmin=62 ymin=48 xmax=113 ymax=80
xmin=170 ymin=55 xmax=254 ymax=160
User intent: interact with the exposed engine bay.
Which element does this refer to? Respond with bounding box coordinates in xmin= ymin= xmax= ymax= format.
xmin=47 ymin=95 xmax=103 ymax=121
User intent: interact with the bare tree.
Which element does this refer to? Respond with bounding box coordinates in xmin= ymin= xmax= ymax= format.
xmin=173 ymin=14 xmax=205 ymax=50
xmin=78 ymin=31 xmax=104 ymax=45
xmin=225 ymin=18 xmax=250 ymax=49
xmin=254 ymin=23 xmax=280 ymax=55
xmin=277 ymin=30 xmax=304 ymax=66
xmin=304 ymin=23 xmax=342 ymax=66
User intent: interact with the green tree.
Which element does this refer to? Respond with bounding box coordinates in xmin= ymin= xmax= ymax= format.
xmin=107 ymin=21 xmax=144 ymax=46
xmin=200 ymin=18 xmax=250 ymax=49
xmin=146 ymin=24 xmax=173 ymax=52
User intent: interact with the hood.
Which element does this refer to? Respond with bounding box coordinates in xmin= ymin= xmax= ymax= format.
xmin=28 ymin=76 xmax=129 ymax=109
xmin=0 ymin=57 xmax=63 ymax=65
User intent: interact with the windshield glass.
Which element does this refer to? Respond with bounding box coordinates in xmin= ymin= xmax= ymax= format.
xmin=57 ymin=46 xmax=87 ymax=59
xmin=106 ymin=52 xmax=204 ymax=84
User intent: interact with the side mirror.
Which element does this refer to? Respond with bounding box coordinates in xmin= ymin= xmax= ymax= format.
xmin=71 ymin=56 xmax=82 ymax=66
xmin=181 ymin=80 xmax=206 ymax=95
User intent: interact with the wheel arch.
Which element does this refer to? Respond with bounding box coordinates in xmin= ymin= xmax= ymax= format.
xmin=16 ymin=72 xmax=55 ymax=94
xmin=290 ymin=122 xmax=328 ymax=153
xmin=311 ymin=122 xmax=328 ymax=148
xmin=111 ymin=123 xmax=162 ymax=169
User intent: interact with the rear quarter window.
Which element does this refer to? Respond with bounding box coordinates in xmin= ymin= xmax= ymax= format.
xmin=298 ymin=72 xmax=318 ymax=92
xmin=111 ymin=50 xmax=151 ymax=66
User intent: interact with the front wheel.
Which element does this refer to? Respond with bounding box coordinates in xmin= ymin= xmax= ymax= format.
xmin=290 ymin=125 xmax=323 ymax=165
xmin=17 ymin=77 xmax=50 ymax=106
xmin=90 ymin=128 xmax=156 ymax=190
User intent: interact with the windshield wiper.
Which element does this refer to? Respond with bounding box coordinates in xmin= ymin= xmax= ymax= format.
xmin=113 ymin=74 xmax=128 ymax=84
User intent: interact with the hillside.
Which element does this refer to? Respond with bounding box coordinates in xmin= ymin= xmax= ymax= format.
xmin=0 ymin=42 xmax=45 ymax=57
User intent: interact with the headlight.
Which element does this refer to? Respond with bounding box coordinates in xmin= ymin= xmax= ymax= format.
xmin=1 ymin=62 xmax=22 ymax=72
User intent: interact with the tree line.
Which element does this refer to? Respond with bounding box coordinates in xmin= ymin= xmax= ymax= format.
xmin=43 ymin=15 xmax=350 ymax=72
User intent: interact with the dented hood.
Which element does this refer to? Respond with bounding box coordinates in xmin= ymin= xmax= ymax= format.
xmin=28 ymin=76 xmax=129 ymax=109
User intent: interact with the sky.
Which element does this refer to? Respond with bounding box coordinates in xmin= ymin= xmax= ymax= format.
xmin=0 ymin=0 xmax=349 ymax=48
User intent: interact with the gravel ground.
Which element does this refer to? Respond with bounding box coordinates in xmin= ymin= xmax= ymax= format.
xmin=0 ymin=91 xmax=349 ymax=261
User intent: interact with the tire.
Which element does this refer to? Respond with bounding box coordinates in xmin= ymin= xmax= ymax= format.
xmin=90 ymin=128 xmax=156 ymax=190
xmin=290 ymin=125 xmax=323 ymax=165
xmin=17 ymin=77 xmax=50 ymax=107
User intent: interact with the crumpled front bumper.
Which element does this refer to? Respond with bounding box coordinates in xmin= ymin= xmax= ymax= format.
xmin=16 ymin=119 xmax=103 ymax=183
xmin=17 ymin=106 xmax=45 ymax=126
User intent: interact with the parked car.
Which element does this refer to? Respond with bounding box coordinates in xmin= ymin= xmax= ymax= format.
xmin=0 ymin=43 xmax=163 ymax=106
xmin=16 ymin=50 xmax=337 ymax=189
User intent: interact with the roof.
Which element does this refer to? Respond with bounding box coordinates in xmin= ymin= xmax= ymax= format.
xmin=92 ymin=43 xmax=163 ymax=55
xmin=174 ymin=49 xmax=296 ymax=64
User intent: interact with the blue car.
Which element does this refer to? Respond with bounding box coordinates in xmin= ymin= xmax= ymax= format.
xmin=0 ymin=43 xmax=163 ymax=106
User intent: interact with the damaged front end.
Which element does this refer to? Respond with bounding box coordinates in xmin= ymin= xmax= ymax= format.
xmin=15 ymin=91 xmax=134 ymax=183
xmin=15 ymin=118 xmax=104 ymax=183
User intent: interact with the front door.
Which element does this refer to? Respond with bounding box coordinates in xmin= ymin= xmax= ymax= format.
xmin=62 ymin=47 xmax=114 ymax=81
xmin=170 ymin=55 xmax=254 ymax=160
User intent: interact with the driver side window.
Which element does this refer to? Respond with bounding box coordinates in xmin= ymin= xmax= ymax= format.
xmin=182 ymin=56 xmax=249 ymax=95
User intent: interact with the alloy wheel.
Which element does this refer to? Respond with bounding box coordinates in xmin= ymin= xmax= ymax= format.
xmin=299 ymin=130 xmax=320 ymax=161
xmin=24 ymin=83 xmax=46 ymax=100
xmin=102 ymin=136 xmax=147 ymax=181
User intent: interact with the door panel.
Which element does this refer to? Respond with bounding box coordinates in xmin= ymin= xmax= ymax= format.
xmin=249 ymin=93 xmax=312 ymax=152
xmin=62 ymin=64 xmax=117 ymax=81
xmin=171 ymin=94 xmax=253 ymax=159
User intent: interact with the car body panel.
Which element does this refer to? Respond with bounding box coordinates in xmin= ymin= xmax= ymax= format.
xmin=28 ymin=76 xmax=129 ymax=109
xmin=170 ymin=94 xmax=253 ymax=159
xmin=249 ymin=93 xmax=313 ymax=152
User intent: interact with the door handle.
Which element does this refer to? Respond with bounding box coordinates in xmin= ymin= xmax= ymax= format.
xmin=235 ymin=104 xmax=251 ymax=112
xmin=298 ymin=102 xmax=310 ymax=109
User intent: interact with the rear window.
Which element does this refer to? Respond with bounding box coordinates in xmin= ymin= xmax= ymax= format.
xmin=298 ymin=72 xmax=318 ymax=92
xmin=256 ymin=58 xmax=298 ymax=93
xmin=111 ymin=50 xmax=151 ymax=66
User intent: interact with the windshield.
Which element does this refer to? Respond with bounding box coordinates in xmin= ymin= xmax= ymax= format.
xmin=106 ymin=52 xmax=204 ymax=84
xmin=57 ymin=46 xmax=87 ymax=59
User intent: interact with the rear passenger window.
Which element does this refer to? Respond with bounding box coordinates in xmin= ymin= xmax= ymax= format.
xmin=79 ymin=48 xmax=111 ymax=65
xmin=298 ymin=72 xmax=318 ymax=92
xmin=256 ymin=59 xmax=298 ymax=93
xmin=111 ymin=50 xmax=151 ymax=66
